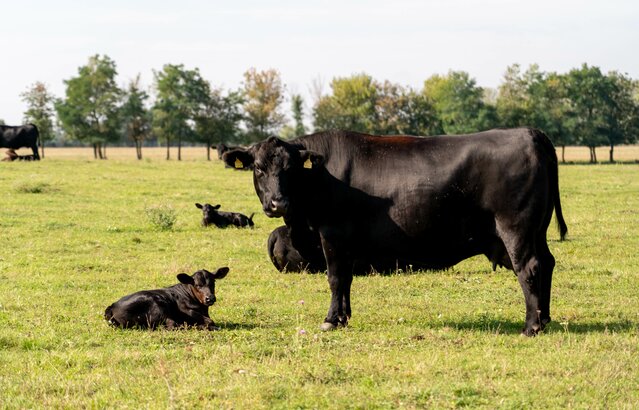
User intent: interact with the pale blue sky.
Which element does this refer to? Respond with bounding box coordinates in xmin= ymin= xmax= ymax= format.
xmin=1 ymin=0 xmax=638 ymax=124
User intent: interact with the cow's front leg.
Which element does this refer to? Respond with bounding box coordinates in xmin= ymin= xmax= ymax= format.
xmin=319 ymin=229 xmax=353 ymax=331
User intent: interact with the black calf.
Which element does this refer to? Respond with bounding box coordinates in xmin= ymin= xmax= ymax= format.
xmin=104 ymin=268 xmax=229 ymax=330
xmin=195 ymin=203 xmax=254 ymax=228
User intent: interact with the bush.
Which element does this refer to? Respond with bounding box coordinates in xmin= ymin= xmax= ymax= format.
xmin=144 ymin=204 xmax=177 ymax=231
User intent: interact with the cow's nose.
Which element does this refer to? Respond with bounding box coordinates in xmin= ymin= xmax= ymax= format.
xmin=205 ymin=296 xmax=215 ymax=305
xmin=270 ymin=199 xmax=288 ymax=214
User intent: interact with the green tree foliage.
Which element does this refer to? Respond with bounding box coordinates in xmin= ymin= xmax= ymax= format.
xmin=242 ymin=68 xmax=286 ymax=142
xmin=375 ymin=81 xmax=442 ymax=135
xmin=193 ymin=87 xmax=244 ymax=160
xmin=313 ymin=73 xmax=378 ymax=133
xmin=56 ymin=54 xmax=123 ymax=159
xmin=121 ymin=75 xmax=151 ymax=160
xmin=602 ymin=72 xmax=639 ymax=162
xmin=563 ymin=64 xmax=612 ymax=163
xmin=21 ymin=81 xmax=56 ymax=158
xmin=291 ymin=94 xmax=306 ymax=137
xmin=496 ymin=65 xmax=574 ymax=161
xmin=153 ymin=64 xmax=208 ymax=160
xmin=423 ymin=71 xmax=497 ymax=134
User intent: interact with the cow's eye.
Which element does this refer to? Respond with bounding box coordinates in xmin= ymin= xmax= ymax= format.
xmin=255 ymin=167 xmax=264 ymax=177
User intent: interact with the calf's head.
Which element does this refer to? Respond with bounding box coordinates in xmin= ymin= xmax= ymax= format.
xmin=195 ymin=203 xmax=221 ymax=223
xmin=177 ymin=267 xmax=229 ymax=306
xmin=222 ymin=137 xmax=323 ymax=218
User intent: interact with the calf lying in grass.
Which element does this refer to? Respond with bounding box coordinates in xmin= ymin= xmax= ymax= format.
xmin=105 ymin=268 xmax=229 ymax=330
xmin=195 ymin=202 xmax=255 ymax=228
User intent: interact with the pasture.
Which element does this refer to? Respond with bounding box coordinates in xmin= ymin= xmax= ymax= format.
xmin=0 ymin=148 xmax=638 ymax=408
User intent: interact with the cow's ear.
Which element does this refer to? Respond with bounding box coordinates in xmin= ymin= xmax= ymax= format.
xmin=223 ymin=149 xmax=254 ymax=170
xmin=212 ymin=267 xmax=229 ymax=280
xmin=213 ymin=204 xmax=221 ymax=210
xmin=177 ymin=273 xmax=194 ymax=285
xmin=299 ymin=150 xmax=324 ymax=170
xmin=195 ymin=203 xmax=203 ymax=209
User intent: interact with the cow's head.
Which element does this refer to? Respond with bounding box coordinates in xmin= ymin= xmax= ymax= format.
xmin=177 ymin=267 xmax=229 ymax=306
xmin=222 ymin=137 xmax=323 ymax=218
xmin=195 ymin=203 xmax=222 ymax=222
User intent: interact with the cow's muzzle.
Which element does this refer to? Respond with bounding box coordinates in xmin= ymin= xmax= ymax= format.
xmin=204 ymin=296 xmax=216 ymax=306
xmin=265 ymin=199 xmax=288 ymax=217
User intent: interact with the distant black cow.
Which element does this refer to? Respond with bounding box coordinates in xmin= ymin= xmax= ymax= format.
xmin=215 ymin=143 xmax=243 ymax=160
xmin=223 ymin=128 xmax=567 ymax=335
xmin=104 ymin=268 xmax=229 ymax=330
xmin=195 ymin=203 xmax=255 ymax=228
xmin=268 ymin=225 xmax=325 ymax=272
xmin=0 ymin=124 xmax=40 ymax=160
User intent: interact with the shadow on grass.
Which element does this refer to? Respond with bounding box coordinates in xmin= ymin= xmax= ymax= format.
xmin=436 ymin=318 xmax=638 ymax=335
xmin=216 ymin=321 xmax=259 ymax=331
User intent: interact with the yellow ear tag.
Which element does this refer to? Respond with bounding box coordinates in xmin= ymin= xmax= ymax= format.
xmin=303 ymin=158 xmax=312 ymax=169
xmin=234 ymin=158 xmax=244 ymax=169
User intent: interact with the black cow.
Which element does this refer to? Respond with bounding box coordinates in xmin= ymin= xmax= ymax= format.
xmin=0 ymin=124 xmax=40 ymax=160
xmin=2 ymin=148 xmax=37 ymax=161
xmin=223 ymin=128 xmax=567 ymax=335
xmin=105 ymin=268 xmax=229 ymax=330
xmin=195 ymin=203 xmax=255 ymax=228
xmin=268 ymin=225 xmax=325 ymax=272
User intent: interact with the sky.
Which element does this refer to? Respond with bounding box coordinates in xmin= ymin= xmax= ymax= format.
xmin=1 ymin=0 xmax=638 ymax=124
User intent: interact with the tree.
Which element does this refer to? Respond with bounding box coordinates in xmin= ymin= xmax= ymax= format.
xmin=423 ymin=71 xmax=496 ymax=134
xmin=291 ymin=94 xmax=306 ymax=137
xmin=21 ymin=81 xmax=56 ymax=158
xmin=563 ymin=64 xmax=611 ymax=163
xmin=374 ymin=81 xmax=442 ymax=136
xmin=153 ymin=64 xmax=208 ymax=160
xmin=56 ymin=54 xmax=122 ymax=159
xmin=602 ymin=72 xmax=639 ymax=162
xmin=313 ymin=73 xmax=378 ymax=133
xmin=242 ymin=68 xmax=286 ymax=142
xmin=121 ymin=75 xmax=151 ymax=160
xmin=193 ymin=87 xmax=244 ymax=160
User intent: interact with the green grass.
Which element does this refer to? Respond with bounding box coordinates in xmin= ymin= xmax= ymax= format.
xmin=0 ymin=157 xmax=638 ymax=408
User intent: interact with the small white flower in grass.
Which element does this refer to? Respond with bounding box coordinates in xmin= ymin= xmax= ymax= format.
xmin=298 ymin=299 xmax=305 ymax=305
xmin=298 ymin=329 xmax=307 ymax=335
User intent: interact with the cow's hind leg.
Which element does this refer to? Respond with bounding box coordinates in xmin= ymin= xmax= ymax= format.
xmin=497 ymin=222 xmax=546 ymax=336
xmin=31 ymin=144 xmax=40 ymax=160
xmin=536 ymin=238 xmax=555 ymax=329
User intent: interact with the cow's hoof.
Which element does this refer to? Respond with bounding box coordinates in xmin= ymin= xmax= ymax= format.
xmin=320 ymin=322 xmax=337 ymax=331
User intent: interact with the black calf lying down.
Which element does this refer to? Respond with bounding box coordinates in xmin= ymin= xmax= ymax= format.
xmin=195 ymin=203 xmax=254 ymax=228
xmin=268 ymin=225 xmax=326 ymax=272
xmin=105 ymin=268 xmax=229 ymax=330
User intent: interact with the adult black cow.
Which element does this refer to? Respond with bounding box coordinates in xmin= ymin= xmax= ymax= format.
xmin=0 ymin=124 xmax=40 ymax=160
xmin=223 ymin=128 xmax=567 ymax=336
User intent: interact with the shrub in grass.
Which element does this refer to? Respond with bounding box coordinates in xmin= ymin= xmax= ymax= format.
xmin=144 ymin=204 xmax=177 ymax=231
xmin=13 ymin=181 xmax=52 ymax=194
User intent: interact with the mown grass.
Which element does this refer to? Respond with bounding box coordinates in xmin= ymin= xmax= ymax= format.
xmin=0 ymin=153 xmax=638 ymax=408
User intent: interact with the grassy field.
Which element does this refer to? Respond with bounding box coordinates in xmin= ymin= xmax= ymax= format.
xmin=0 ymin=149 xmax=638 ymax=408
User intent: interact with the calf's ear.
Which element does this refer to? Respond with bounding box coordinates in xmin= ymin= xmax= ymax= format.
xmin=213 ymin=204 xmax=221 ymax=210
xmin=299 ymin=150 xmax=324 ymax=170
xmin=177 ymin=273 xmax=195 ymax=285
xmin=212 ymin=267 xmax=230 ymax=280
xmin=223 ymin=149 xmax=254 ymax=170
xmin=195 ymin=203 xmax=203 ymax=209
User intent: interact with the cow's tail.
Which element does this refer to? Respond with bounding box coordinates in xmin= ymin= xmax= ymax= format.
xmin=533 ymin=128 xmax=568 ymax=240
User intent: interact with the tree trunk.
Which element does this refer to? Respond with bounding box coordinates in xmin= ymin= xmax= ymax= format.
xmin=136 ymin=141 xmax=142 ymax=160
xmin=103 ymin=143 xmax=107 ymax=160
xmin=93 ymin=143 xmax=98 ymax=159
xmin=609 ymin=144 xmax=614 ymax=163
xmin=206 ymin=144 xmax=211 ymax=161
xmin=166 ymin=138 xmax=170 ymax=160
xmin=589 ymin=146 xmax=598 ymax=163
xmin=561 ymin=145 xmax=565 ymax=163
xmin=178 ymin=137 xmax=182 ymax=161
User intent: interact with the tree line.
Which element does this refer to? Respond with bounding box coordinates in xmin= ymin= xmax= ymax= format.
xmin=12 ymin=54 xmax=639 ymax=162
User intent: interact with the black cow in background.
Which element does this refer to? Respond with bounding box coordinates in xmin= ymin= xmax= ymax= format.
xmin=105 ymin=267 xmax=230 ymax=330
xmin=195 ymin=203 xmax=255 ymax=228
xmin=223 ymin=128 xmax=567 ymax=335
xmin=0 ymin=124 xmax=40 ymax=160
